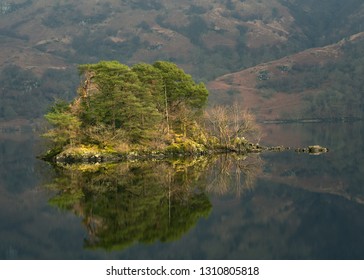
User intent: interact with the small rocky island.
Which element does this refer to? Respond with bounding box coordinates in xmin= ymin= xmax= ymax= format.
xmin=42 ymin=61 xmax=327 ymax=164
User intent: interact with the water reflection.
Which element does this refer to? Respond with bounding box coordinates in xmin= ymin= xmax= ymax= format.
xmin=46 ymin=155 xmax=263 ymax=251
xmin=3 ymin=122 xmax=364 ymax=259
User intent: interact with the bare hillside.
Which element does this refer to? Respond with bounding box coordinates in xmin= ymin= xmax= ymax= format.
xmin=209 ymin=33 xmax=364 ymax=120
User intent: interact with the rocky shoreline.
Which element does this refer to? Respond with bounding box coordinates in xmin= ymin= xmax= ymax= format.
xmin=44 ymin=143 xmax=329 ymax=165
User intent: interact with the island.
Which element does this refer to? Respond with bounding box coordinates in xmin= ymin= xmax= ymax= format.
xmin=42 ymin=60 xmax=327 ymax=163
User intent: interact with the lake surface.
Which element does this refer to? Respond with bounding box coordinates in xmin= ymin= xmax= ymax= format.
xmin=1 ymin=121 xmax=364 ymax=260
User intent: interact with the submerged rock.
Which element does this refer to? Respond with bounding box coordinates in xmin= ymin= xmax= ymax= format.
xmin=268 ymin=145 xmax=291 ymax=152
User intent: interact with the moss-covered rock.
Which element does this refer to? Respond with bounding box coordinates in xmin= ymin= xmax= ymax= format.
xmin=295 ymin=145 xmax=329 ymax=155
xmin=165 ymin=138 xmax=206 ymax=155
xmin=55 ymin=144 xmax=121 ymax=163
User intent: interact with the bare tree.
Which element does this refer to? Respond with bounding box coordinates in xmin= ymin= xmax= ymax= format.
xmin=204 ymin=102 xmax=260 ymax=147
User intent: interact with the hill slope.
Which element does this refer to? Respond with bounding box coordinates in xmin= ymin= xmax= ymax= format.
xmin=209 ymin=33 xmax=364 ymax=120
xmin=2 ymin=0 xmax=363 ymax=78
xmin=1 ymin=0 xmax=364 ymax=120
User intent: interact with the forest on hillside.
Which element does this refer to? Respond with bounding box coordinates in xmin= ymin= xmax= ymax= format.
xmin=0 ymin=66 xmax=78 ymax=120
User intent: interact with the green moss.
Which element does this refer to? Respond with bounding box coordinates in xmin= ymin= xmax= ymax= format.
xmin=166 ymin=139 xmax=206 ymax=155
xmin=56 ymin=144 xmax=119 ymax=161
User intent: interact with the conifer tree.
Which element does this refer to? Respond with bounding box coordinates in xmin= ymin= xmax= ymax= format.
xmin=78 ymin=61 xmax=162 ymax=142
xmin=44 ymin=60 xmax=209 ymax=151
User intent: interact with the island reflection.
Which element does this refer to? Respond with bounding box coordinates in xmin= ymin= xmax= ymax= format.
xmin=45 ymin=155 xmax=263 ymax=251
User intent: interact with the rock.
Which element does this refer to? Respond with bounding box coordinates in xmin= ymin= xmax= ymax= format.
xmin=295 ymin=145 xmax=328 ymax=155
xmin=268 ymin=146 xmax=290 ymax=152
xmin=308 ymin=145 xmax=329 ymax=154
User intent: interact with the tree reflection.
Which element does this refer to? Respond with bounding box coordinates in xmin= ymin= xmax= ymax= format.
xmin=46 ymin=155 xmax=262 ymax=251
xmin=204 ymin=154 xmax=263 ymax=196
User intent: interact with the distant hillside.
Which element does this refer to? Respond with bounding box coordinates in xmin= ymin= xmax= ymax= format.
xmin=279 ymin=0 xmax=364 ymax=46
xmin=0 ymin=0 xmax=305 ymax=78
xmin=1 ymin=0 xmax=364 ymax=120
xmin=209 ymin=33 xmax=364 ymax=120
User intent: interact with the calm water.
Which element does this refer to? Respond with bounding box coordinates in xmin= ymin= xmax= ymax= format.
xmin=1 ymin=121 xmax=364 ymax=260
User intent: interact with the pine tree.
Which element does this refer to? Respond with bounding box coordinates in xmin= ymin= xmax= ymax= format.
xmin=78 ymin=61 xmax=162 ymax=142
xmin=152 ymin=61 xmax=208 ymax=136
xmin=44 ymin=60 xmax=209 ymax=152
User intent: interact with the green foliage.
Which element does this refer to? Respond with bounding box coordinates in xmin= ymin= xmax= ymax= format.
xmin=165 ymin=139 xmax=205 ymax=154
xmin=44 ymin=104 xmax=81 ymax=146
xmin=47 ymin=160 xmax=212 ymax=250
xmin=45 ymin=60 xmax=209 ymax=150
xmin=153 ymin=61 xmax=208 ymax=110
xmin=45 ymin=155 xmax=262 ymax=251
xmin=151 ymin=61 xmax=208 ymax=136
xmin=78 ymin=62 xmax=158 ymax=142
